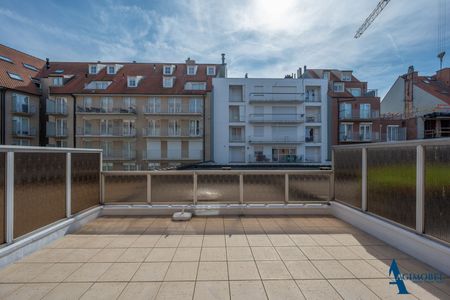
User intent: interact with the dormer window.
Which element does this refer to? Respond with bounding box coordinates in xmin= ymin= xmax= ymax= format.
xmin=52 ymin=77 xmax=63 ymax=86
xmin=207 ymin=66 xmax=216 ymax=76
xmin=163 ymin=65 xmax=174 ymax=75
xmin=185 ymin=82 xmax=206 ymax=90
xmin=128 ymin=76 xmax=137 ymax=87
xmin=7 ymin=72 xmax=23 ymax=81
xmin=107 ymin=65 xmax=115 ymax=74
xmin=85 ymin=81 xmax=112 ymax=90
xmin=342 ymin=72 xmax=352 ymax=81
xmin=163 ymin=77 xmax=174 ymax=88
xmin=187 ymin=65 xmax=197 ymax=75
xmin=333 ymin=82 xmax=345 ymax=92
xmin=89 ymin=65 xmax=97 ymax=74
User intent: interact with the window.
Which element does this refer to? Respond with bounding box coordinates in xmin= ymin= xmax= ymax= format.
xmin=56 ymin=140 xmax=67 ymax=148
xmin=107 ymin=65 xmax=115 ymax=74
xmin=387 ymin=125 xmax=399 ymax=141
xmin=7 ymin=72 xmax=23 ymax=81
xmin=103 ymin=163 xmax=113 ymax=171
xmin=163 ymin=65 xmax=174 ymax=75
xmin=83 ymin=120 xmax=92 ymax=135
xmin=101 ymin=97 xmax=113 ymax=113
xmin=122 ymin=120 xmax=135 ymax=136
xmin=85 ymin=81 xmax=112 ymax=89
xmin=185 ymin=82 xmax=206 ymax=90
xmin=12 ymin=93 xmax=30 ymax=113
xmin=13 ymin=139 xmax=30 ymax=146
xmin=187 ymin=65 xmax=197 ymax=75
xmin=52 ymin=77 xmax=63 ymax=86
xmin=339 ymin=103 xmax=352 ymax=119
xmin=123 ymin=97 xmax=136 ymax=112
xmin=360 ymin=103 xmax=371 ymax=118
xmin=189 ymin=98 xmax=203 ymax=113
xmin=54 ymin=69 xmax=64 ymax=74
xmin=169 ymin=120 xmax=181 ymax=136
xmin=323 ymin=71 xmax=330 ymax=80
xmin=339 ymin=123 xmax=353 ymax=141
xmin=189 ymin=120 xmax=201 ymax=136
xmin=23 ymin=63 xmax=39 ymax=72
xmin=101 ymin=141 xmax=113 ymax=156
xmin=333 ymin=82 xmax=344 ymax=92
xmin=100 ymin=119 xmax=113 ymax=135
xmin=0 ymin=55 xmax=13 ymax=63
xmin=168 ymin=97 xmax=182 ymax=113
xmin=207 ymin=66 xmax=216 ymax=76
xmin=89 ymin=65 xmax=97 ymax=74
xmin=148 ymin=162 xmax=160 ymax=170
xmin=55 ymin=118 xmax=67 ymax=136
xmin=123 ymin=162 xmax=137 ymax=171
xmin=349 ymin=88 xmax=361 ymax=97
xmin=230 ymin=127 xmax=243 ymax=141
xmin=12 ymin=116 xmax=30 ymax=136
xmin=342 ymin=72 xmax=352 ymax=81
xmin=147 ymin=120 xmax=160 ymax=136
xmin=83 ymin=97 xmax=92 ymax=110
xmin=163 ymin=77 xmax=174 ymax=88
xmin=127 ymin=76 xmax=137 ymax=87
xmin=147 ymin=97 xmax=161 ymax=113
xmin=54 ymin=97 xmax=67 ymax=114
xmin=359 ymin=124 xmax=372 ymax=140
xmin=253 ymin=126 xmax=264 ymax=137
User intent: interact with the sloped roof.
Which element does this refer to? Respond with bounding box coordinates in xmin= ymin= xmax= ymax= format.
xmin=0 ymin=44 xmax=45 ymax=95
xmin=414 ymin=75 xmax=450 ymax=105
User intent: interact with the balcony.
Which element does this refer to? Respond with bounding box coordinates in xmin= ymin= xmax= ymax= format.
xmin=76 ymin=127 xmax=137 ymax=137
xmin=46 ymin=99 xmax=68 ymax=115
xmin=249 ymin=153 xmax=303 ymax=163
xmin=142 ymin=149 xmax=203 ymax=160
xmin=46 ymin=123 xmax=68 ymax=138
xmin=305 ymin=113 xmax=321 ymax=123
xmin=248 ymin=92 xmax=304 ymax=103
xmin=103 ymin=150 xmax=136 ymax=161
xmin=339 ymin=132 xmax=380 ymax=143
xmin=0 ymin=140 xmax=449 ymax=300
xmin=11 ymin=126 xmax=37 ymax=138
xmin=248 ymin=136 xmax=304 ymax=144
xmin=142 ymin=128 xmax=203 ymax=138
xmin=77 ymin=106 xmax=137 ymax=114
xmin=249 ymin=114 xmax=304 ymax=123
xmin=143 ymin=107 xmax=202 ymax=115
xmin=11 ymin=104 xmax=36 ymax=115
xmin=229 ymin=135 xmax=245 ymax=143
xmin=339 ymin=110 xmax=380 ymax=120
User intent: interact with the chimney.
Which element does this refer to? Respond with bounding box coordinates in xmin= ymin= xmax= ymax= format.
xmin=303 ymin=65 xmax=307 ymax=74
xmin=221 ymin=53 xmax=226 ymax=65
xmin=245 ymin=73 xmax=248 ymax=78
xmin=46 ymin=58 xmax=50 ymax=69
xmin=185 ymin=57 xmax=195 ymax=64
xmin=408 ymin=65 xmax=414 ymax=74
xmin=153 ymin=64 xmax=156 ymax=72
xmin=297 ymin=67 xmax=302 ymax=78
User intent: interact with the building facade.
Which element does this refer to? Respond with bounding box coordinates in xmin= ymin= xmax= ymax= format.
xmin=38 ymin=58 xmax=225 ymax=170
xmin=213 ymin=77 xmax=329 ymax=165
xmin=0 ymin=44 xmax=44 ymax=146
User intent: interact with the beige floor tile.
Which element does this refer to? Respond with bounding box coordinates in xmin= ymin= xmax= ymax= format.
xmin=289 ymin=234 xmax=318 ymax=246
xmin=97 ymin=262 xmax=140 ymax=282
xmin=309 ymin=234 xmax=342 ymax=246
xmin=4 ymin=283 xmax=57 ymax=300
xmin=43 ymin=282 xmax=92 ymax=300
xmin=20 ymin=249 xmax=74 ymax=263
xmin=130 ymin=235 xmax=161 ymax=248
xmin=89 ymin=248 xmax=126 ymax=263
xmin=80 ymin=282 xmax=127 ymax=300
xmin=228 ymin=261 xmax=260 ymax=280
xmin=275 ymin=246 xmax=306 ymax=260
xmin=347 ymin=246 xmax=379 ymax=260
xmin=117 ymin=248 xmax=151 ymax=262
xmin=263 ymin=280 xmax=305 ymax=300
xmin=59 ymin=249 xmax=101 ymax=263
xmin=200 ymin=247 xmax=227 ymax=261
xmin=197 ymin=262 xmax=228 ymax=281
xmin=164 ymin=262 xmax=198 ymax=281
xmin=179 ymin=235 xmax=203 ymax=247
xmin=118 ymin=282 xmax=161 ymax=300
xmin=247 ymin=235 xmax=272 ymax=246
xmin=225 ymin=235 xmax=249 ymax=247
xmin=403 ymin=280 xmax=450 ymax=300
xmin=106 ymin=236 xmax=140 ymax=248
xmin=284 ymin=261 xmax=323 ymax=279
xmin=154 ymin=235 xmax=182 ymax=247
xmin=227 ymin=247 xmax=254 ymax=261
xmin=361 ymin=279 xmax=416 ymax=300
xmin=300 ymin=246 xmax=334 ymax=260
xmin=156 ymin=281 xmax=195 ymax=300
xmin=0 ymin=263 xmax=54 ymax=283
xmin=203 ymin=235 xmax=225 ymax=247
xmin=365 ymin=259 xmax=391 ymax=274
xmin=329 ymin=279 xmax=379 ymax=300
xmin=145 ymin=248 xmax=176 ymax=262
xmin=268 ymin=234 xmax=295 ymax=246
xmin=311 ymin=260 xmax=354 ymax=279
xmin=330 ymin=234 xmax=363 ymax=246
xmin=0 ymin=283 xmax=23 ymax=298
xmin=173 ymin=247 xmax=201 ymax=261
xmin=65 ymin=263 xmax=111 ymax=282
xmin=194 ymin=281 xmax=229 ymax=300
xmin=252 ymin=247 xmax=280 ymax=261
xmin=229 ymin=280 xmax=267 ymax=300
xmin=339 ymin=260 xmax=386 ymax=278
xmin=296 ymin=279 xmax=343 ymax=300
xmin=32 ymin=263 xmax=82 ymax=283
xmin=323 ymin=246 xmax=361 ymax=260
xmin=132 ymin=262 xmax=170 ymax=281
xmin=256 ymin=261 xmax=291 ymax=279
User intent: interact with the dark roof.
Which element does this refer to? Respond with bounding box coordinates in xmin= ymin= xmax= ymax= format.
xmin=38 ymin=61 xmax=221 ymax=95
xmin=0 ymin=44 xmax=45 ymax=95
xmin=414 ymin=75 xmax=450 ymax=105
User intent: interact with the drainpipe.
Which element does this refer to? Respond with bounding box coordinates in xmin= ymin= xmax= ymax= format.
xmin=0 ymin=88 xmax=5 ymax=144
xmin=202 ymin=94 xmax=206 ymax=162
xmin=71 ymin=94 xmax=77 ymax=148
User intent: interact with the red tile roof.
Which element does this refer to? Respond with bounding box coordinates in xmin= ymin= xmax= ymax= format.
xmin=414 ymin=75 xmax=450 ymax=105
xmin=0 ymin=44 xmax=45 ymax=95
xmin=38 ymin=61 xmax=221 ymax=95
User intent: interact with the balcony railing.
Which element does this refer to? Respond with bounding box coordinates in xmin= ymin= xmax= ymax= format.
xmin=142 ymin=128 xmax=203 ymax=137
xmin=76 ymin=127 xmax=137 ymax=137
xmin=229 ymin=135 xmax=245 ymax=143
xmin=249 ymin=114 xmax=304 ymax=123
xmin=103 ymin=150 xmax=136 ymax=161
xmin=12 ymin=104 xmax=36 ymax=115
xmin=339 ymin=110 xmax=380 ymax=120
xmin=143 ymin=107 xmax=202 ymax=115
xmin=12 ymin=126 xmax=37 ymax=138
xmin=339 ymin=132 xmax=380 ymax=142
xmin=142 ymin=149 xmax=203 ymax=160
xmin=46 ymin=99 xmax=68 ymax=115
xmin=77 ymin=106 xmax=137 ymax=114
xmin=248 ymin=136 xmax=304 ymax=144
xmin=364 ymin=89 xmax=378 ymax=97
xmin=248 ymin=92 xmax=304 ymax=103
xmin=229 ymin=115 xmax=245 ymax=122
xmin=46 ymin=123 xmax=68 ymax=138
xmin=249 ymin=154 xmax=304 ymax=163
xmin=305 ymin=113 xmax=321 ymax=123
xmin=305 ymin=135 xmax=321 ymax=143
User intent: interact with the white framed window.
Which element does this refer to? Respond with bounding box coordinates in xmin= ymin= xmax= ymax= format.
xmin=147 ymin=119 xmax=160 ymax=136
xmin=189 ymin=120 xmax=201 ymax=136
xmin=83 ymin=97 xmax=92 ymax=110
xmin=55 ymin=118 xmax=67 ymax=136
xmin=230 ymin=127 xmax=243 ymax=141
xmin=163 ymin=65 xmax=174 ymax=75
xmin=339 ymin=103 xmax=352 ymax=119
xmin=360 ymin=103 xmax=371 ymax=118
xmin=187 ymin=65 xmax=197 ymax=75
xmin=189 ymin=98 xmax=203 ymax=113
xmin=127 ymin=76 xmax=137 ymax=87
xmin=333 ymin=82 xmax=344 ymax=92
xmin=89 ymin=65 xmax=97 ymax=74
xmin=342 ymin=72 xmax=352 ymax=81
xmin=122 ymin=120 xmax=135 ymax=136
xmin=163 ymin=77 xmax=174 ymax=88
xmin=12 ymin=93 xmax=30 ymax=113
xmin=100 ymin=119 xmax=113 ymax=135
xmin=359 ymin=124 xmax=372 ymax=141
xmin=147 ymin=97 xmax=161 ymax=113
xmin=339 ymin=123 xmax=353 ymax=141
xmin=55 ymin=97 xmax=67 ymax=114
xmin=349 ymin=88 xmax=361 ymax=97
xmin=169 ymin=120 xmax=181 ymax=136
xmin=103 ymin=162 xmax=113 ymax=171
xmin=207 ymin=66 xmax=216 ymax=76
xmin=85 ymin=81 xmax=112 ymax=89
xmin=83 ymin=120 xmax=92 ymax=135
xmin=52 ymin=77 xmax=63 ymax=86
xmin=185 ymin=82 xmax=206 ymax=90
xmin=387 ymin=125 xmax=399 ymax=141
xmin=12 ymin=116 xmax=30 ymax=135
xmin=123 ymin=97 xmax=136 ymax=112
xmin=101 ymin=97 xmax=113 ymax=113
xmin=107 ymin=65 xmax=115 ymax=74
xmin=7 ymin=72 xmax=23 ymax=81
xmin=168 ymin=97 xmax=182 ymax=113
xmin=23 ymin=63 xmax=39 ymax=72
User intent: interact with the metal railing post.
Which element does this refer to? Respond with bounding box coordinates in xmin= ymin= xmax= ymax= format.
xmin=99 ymin=151 xmax=104 ymax=204
xmin=239 ymin=174 xmax=244 ymax=204
xmin=284 ymin=173 xmax=289 ymax=203
xmin=6 ymin=152 xmax=14 ymax=243
xmin=193 ymin=172 xmax=197 ymax=205
xmin=330 ymin=149 xmax=335 ymax=201
xmin=416 ymin=145 xmax=425 ymax=233
xmin=362 ymin=147 xmax=368 ymax=211
xmin=147 ymin=174 xmax=152 ymax=204
xmin=66 ymin=153 xmax=71 ymax=218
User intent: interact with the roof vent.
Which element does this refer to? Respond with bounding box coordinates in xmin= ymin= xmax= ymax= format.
xmin=221 ymin=53 xmax=226 ymax=65
xmin=46 ymin=58 xmax=50 ymax=69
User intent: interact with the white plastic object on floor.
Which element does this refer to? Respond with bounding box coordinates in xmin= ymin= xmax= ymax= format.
xmin=172 ymin=208 xmax=192 ymax=221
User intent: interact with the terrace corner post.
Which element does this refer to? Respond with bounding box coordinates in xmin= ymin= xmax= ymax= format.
xmin=5 ymin=151 xmax=14 ymax=243
xmin=66 ymin=153 xmax=71 ymax=218
xmin=416 ymin=145 xmax=425 ymax=233
xmin=361 ymin=147 xmax=368 ymax=211
xmin=284 ymin=173 xmax=289 ymax=203
xmin=147 ymin=174 xmax=151 ymax=204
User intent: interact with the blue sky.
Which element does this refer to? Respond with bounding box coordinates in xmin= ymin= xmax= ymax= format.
xmin=0 ymin=0 xmax=448 ymax=97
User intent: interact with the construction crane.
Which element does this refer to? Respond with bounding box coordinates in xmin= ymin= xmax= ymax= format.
xmin=354 ymin=0 xmax=391 ymax=38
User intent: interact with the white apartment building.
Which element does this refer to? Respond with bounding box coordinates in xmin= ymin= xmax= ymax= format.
xmin=212 ymin=78 xmax=329 ymax=164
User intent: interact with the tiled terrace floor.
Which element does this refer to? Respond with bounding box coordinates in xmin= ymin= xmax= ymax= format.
xmin=0 ymin=216 xmax=449 ymax=299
